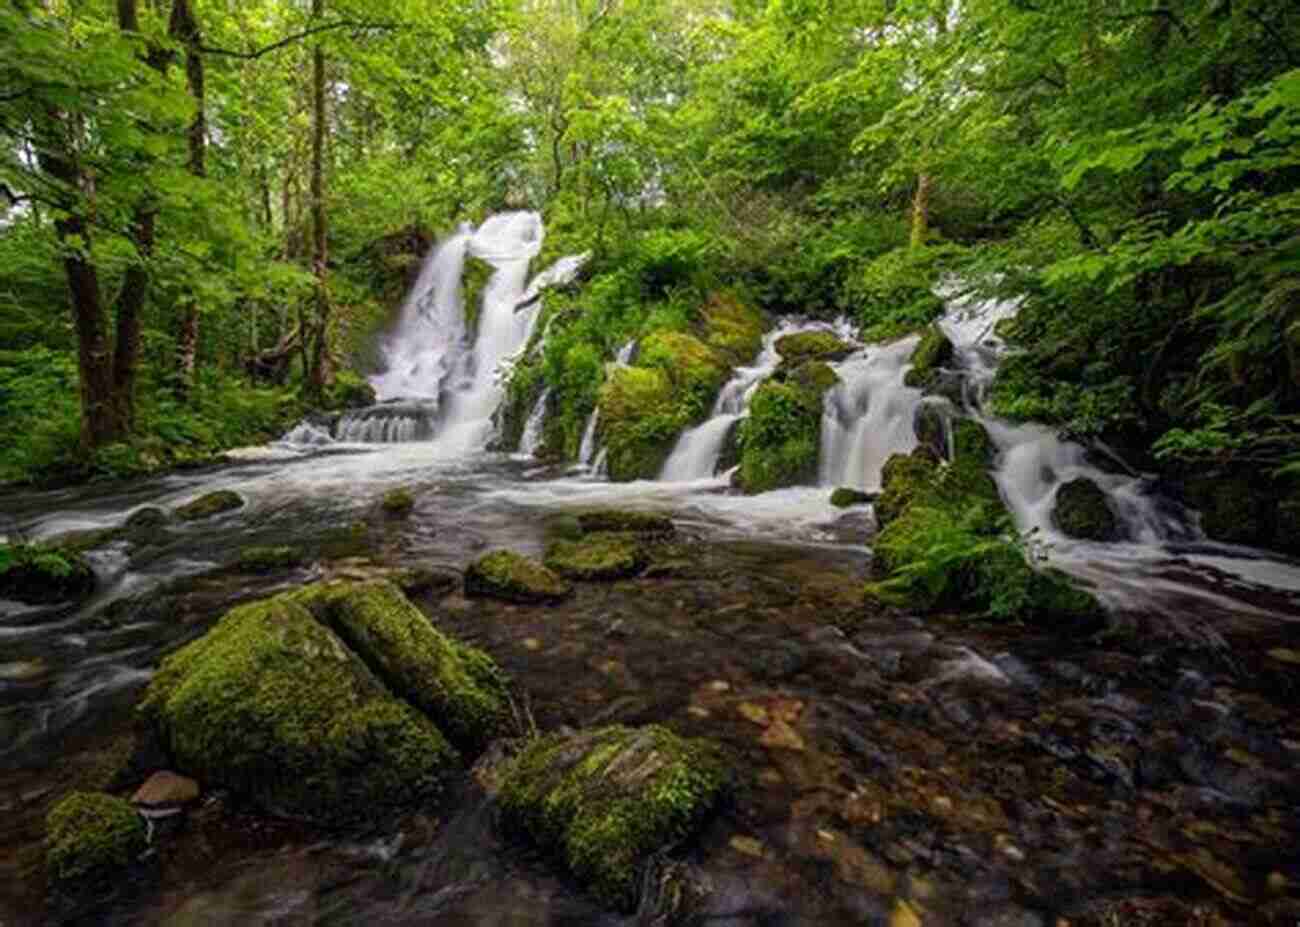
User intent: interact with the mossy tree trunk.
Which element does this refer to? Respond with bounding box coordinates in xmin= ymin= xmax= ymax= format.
xmin=170 ymin=0 xmax=206 ymax=402
xmin=306 ymin=0 xmax=332 ymax=404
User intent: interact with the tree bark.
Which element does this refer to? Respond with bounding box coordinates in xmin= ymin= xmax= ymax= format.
xmin=170 ymin=0 xmax=206 ymax=400
xmin=910 ymin=172 xmax=931 ymax=249
xmin=306 ymin=0 xmax=331 ymax=402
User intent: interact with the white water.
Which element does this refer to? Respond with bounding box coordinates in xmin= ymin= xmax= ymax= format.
xmin=519 ymin=387 xmax=552 ymax=457
xmin=573 ymin=339 xmax=637 ymax=470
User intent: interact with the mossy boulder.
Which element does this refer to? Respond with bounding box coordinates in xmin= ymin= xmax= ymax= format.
xmin=1052 ymin=478 xmax=1118 ymax=541
xmin=496 ymin=725 xmax=731 ymax=912
xmin=700 ymin=292 xmax=766 ymax=366
xmin=735 ymin=362 xmax=839 ymax=494
xmin=830 ymin=488 xmax=876 ymax=508
xmin=545 ymin=532 xmax=647 ymax=581
xmin=174 ymin=490 xmax=244 ymax=521
xmin=874 ymin=451 xmax=940 ymax=529
xmin=0 ymin=543 xmax=96 ymax=604
xmin=596 ymin=366 xmax=683 ymax=482
xmin=138 ymin=591 xmax=458 ymax=825
xmin=903 ymin=324 xmax=954 ymax=390
xmin=236 ymin=545 xmax=304 ymax=573
xmin=640 ymin=331 xmax=728 ymax=407
xmin=465 ymin=550 xmax=572 ymax=604
xmin=381 ymin=488 xmax=416 ymax=516
xmin=394 ymin=565 xmax=459 ymax=598
xmin=576 ymin=510 xmax=675 ymax=537
xmin=775 ymin=331 xmax=853 ymax=365
xmin=45 ymin=791 xmax=147 ymax=895
xmin=326 ymin=371 xmax=378 ymax=410
xmin=292 ymin=579 xmax=510 ymax=752
xmin=952 ymin=418 xmax=995 ymax=465
xmin=1183 ymin=475 xmax=1268 ymax=546
xmin=913 ymin=402 xmax=950 ymax=459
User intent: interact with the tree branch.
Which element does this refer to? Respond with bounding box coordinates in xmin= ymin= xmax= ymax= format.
xmin=200 ymin=20 xmax=406 ymax=60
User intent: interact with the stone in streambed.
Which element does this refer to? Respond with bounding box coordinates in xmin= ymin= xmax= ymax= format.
xmin=873 ymin=450 xmax=939 ymax=529
xmin=464 ymin=550 xmax=572 ymax=604
xmin=45 ymin=791 xmax=148 ymax=903
xmin=174 ymin=490 xmax=244 ymax=521
xmin=380 ymin=488 xmax=415 ymax=516
xmin=237 ymin=545 xmax=303 ymax=573
xmin=903 ymin=324 xmax=953 ymax=391
xmin=131 ymin=771 xmax=199 ymax=814
xmin=494 ymin=724 xmax=731 ymax=912
xmin=137 ymin=586 xmax=460 ymax=825
xmin=774 ymin=331 xmax=854 ymax=365
xmin=394 ymin=565 xmax=459 ymax=598
xmin=1051 ymin=477 xmax=1118 ymax=541
xmin=576 ymin=510 xmax=675 ymax=537
xmin=544 ymin=532 xmax=647 ymax=581
xmin=0 ymin=543 xmax=96 ymax=604
xmin=830 ymin=488 xmax=877 ymax=508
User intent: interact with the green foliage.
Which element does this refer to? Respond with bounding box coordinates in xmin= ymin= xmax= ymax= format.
xmin=850 ymin=246 xmax=956 ymax=339
xmin=735 ymin=362 xmax=836 ymax=493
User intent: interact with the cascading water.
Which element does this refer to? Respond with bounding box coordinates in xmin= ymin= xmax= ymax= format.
xmin=576 ymin=339 xmax=637 ymax=471
xmin=519 ymin=388 xmax=552 ymax=457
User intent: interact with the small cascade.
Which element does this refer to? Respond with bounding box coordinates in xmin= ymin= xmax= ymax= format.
xmin=519 ymin=388 xmax=552 ymax=457
xmin=659 ymin=325 xmax=791 ymax=481
xmin=280 ymin=420 xmax=334 ymax=447
xmin=818 ymin=335 xmax=925 ymax=491
xmin=575 ymin=339 xmax=637 ymax=472
xmin=336 ymin=401 xmax=438 ymax=443
xmin=577 ymin=410 xmax=600 ymax=466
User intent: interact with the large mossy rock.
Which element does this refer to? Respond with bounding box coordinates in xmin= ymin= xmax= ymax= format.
xmin=237 ymin=545 xmax=303 ymax=573
xmin=174 ymin=490 xmax=244 ymax=521
xmin=775 ymin=331 xmax=853 ymax=365
xmin=952 ymin=419 xmax=995 ymax=465
xmin=380 ymin=488 xmax=415 ymax=516
xmin=496 ymin=725 xmax=731 ymax=912
xmin=545 ymin=532 xmax=647 ymax=581
xmin=903 ymin=324 xmax=954 ymax=391
xmin=1052 ymin=477 xmax=1118 ymax=541
xmin=1183 ymin=474 xmax=1269 ymax=547
xmin=700 ymin=292 xmax=766 ymax=366
xmin=0 ymin=543 xmax=96 ymax=604
xmin=465 ymin=550 xmax=572 ymax=604
xmin=292 ymin=580 xmax=510 ymax=752
xmin=45 ymin=791 xmax=147 ymax=892
xmin=138 ymin=591 xmax=459 ymax=825
xmin=874 ymin=451 xmax=940 ymax=529
xmin=576 ymin=510 xmax=675 ymax=536
xmin=596 ymin=366 xmax=682 ymax=481
xmin=735 ymin=361 xmax=839 ymax=494
xmin=830 ymin=487 xmax=876 ymax=508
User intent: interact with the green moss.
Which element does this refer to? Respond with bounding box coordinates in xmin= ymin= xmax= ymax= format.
xmin=497 ymin=725 xmax=731 ymax=912
xmin=830 ymin=488 xmax=876 ymax=508
xmin=874 ymin=452 xmax=940 ymax=529
xmin=597 ymin=366 xmax=683 ymax=481
xmin=576 ymin=510 xmax=675 ymax=536
xmin=1052 ymin=478 xmax=1118 ymax=541
xmin=237 ymin=545 xmax=304 ymax=573
xmin=381 ymin=488 xmax=415 ymax=516
xmin=775 ymin=331 xmax=853 ymax=365
xmin=0 ymin=543 xmax=95 ymax=604
xmin=952 ymin=419 xmax=995 ymax=465
xmin=174 ymin=490 xmax=244 ymax=521
xmin=545 ymin=532 xmax=647 ymax=581
xmin=45 ymin=791 xmax=146 ymax=888
xmin=464 ymin=550 xmax=573 ymax=604
xmin=292 ymin=580 xmax=510 ymax=753
xmin=1184 ymin=475 xmax=1267 ymax=546
xmin=735 ymin=362 xmax=839 ymax=494
xmin=138 ymin=593 xmax=458 ymax=825
xmin=913 ymin=403 xmax=950 ymax=459
xmin=903 ymin=324 xmax=954 ymax=390
xmin=325 ymin=370 xmax=377 ymax=411
xmin=640 ymin=331 xmax=728 ymax=410
xmin=700 ymin=292 xmax=766 ymax=366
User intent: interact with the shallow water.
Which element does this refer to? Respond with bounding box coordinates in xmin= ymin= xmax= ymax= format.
xmin=3 ymin=444 xmax=1300 ymax=925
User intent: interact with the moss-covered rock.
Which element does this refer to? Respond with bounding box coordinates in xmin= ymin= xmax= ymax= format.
xmin=497 ymin=725 xmax=731 ymax=912
xmin=736 ymin=361 xmax=839 ymax=494
xmin=913 ymin=402 xmax=950 ymax=459
xmin=640 ymin=331 xmax=728 ymax=411
xmin=952 ymin=418 xmax=995 ymax=465
xmin=394 ymin=565 xmax=459 ymax=598
xmin=45 ymin=791 xmax=147 ymax=892
xmin=903 ymin=324 xmax=954 ymax=391
xmin=874 ymin=451 xmax=940 ymax=529
xmin=830 ymin=488 xmax=876 ymax=508
xmin=1183 ymin=475 xmax=1269 ymax=547
xmin=381 ymin=488 xmax=415 ymax=516
xmin=174 ymin=490 xmax=244 ymax=521
xmin=700 ymin=292 xmax=766 ymax=366
xmin=138 ymin=592 xmax=458 ymax=825
xmin=775 ymin=331 xmax=853 ymax=365
xmin=545 ymin=532 xmax=647 ymax=581
xmin=292 ymin=580 xmax=510 ymax=752
xmin=1052 ymin=478 xmax=1118 ymax=541
xmin=576 ymin=510 xmax=675 ymax=537
xmin=0 ymin=543 xmax=96 ymax=604
xmin=596 ymin=366 xmax=683 ymax=481
xmin=326 ymin=371 xmax=378 ymax=411
xmin=237 ymin=545 xmax=304 ymax=573
xmin=464 ymin=550 xmax=573 ymax=604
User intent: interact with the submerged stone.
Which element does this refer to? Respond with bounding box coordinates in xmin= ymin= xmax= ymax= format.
xmin=1052 ymin=477 xmax=1118 ymax=541
xmin=830 ymin=488 xmax=876 ymax=508
xmin=0 ymin=543 xmax=96 ymax=604
xmin=174 ymin=490 xmax=244 ymax=521
xmin=292 ymin=579 xmax=510 ymax=752
xmin=496 ymin=725 xmax=731 ymax=912
xmin=575 ymin=510 xmax=675 ymax=537
xmin=138 ymin=591 xmax=458 ymax=825
xmin=544 ymin=532 xmax=647 ymax=581
xmin=237 ymin=545 xmax=303 ymax=573
xmin=464 ymin=550 xmax=572 ymax=604
xmin=380 ymin=488 xmax=415 ymax=516
xmin=45 ymin=791 xmax=147 ymax=894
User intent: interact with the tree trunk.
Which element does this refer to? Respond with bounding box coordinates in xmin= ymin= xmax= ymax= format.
xmin=910 ymin=172 xmax=931 ymax=250
xmin=306 ymin=0 xmax=331 ymax=403
xmin=170 ymin=0 xmax=206 ymax=401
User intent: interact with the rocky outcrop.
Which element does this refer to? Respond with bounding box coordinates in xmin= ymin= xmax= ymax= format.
xmin=464 ymin=550 xmax=573 ymax=604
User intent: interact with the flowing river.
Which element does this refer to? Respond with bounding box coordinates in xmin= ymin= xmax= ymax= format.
xmin=3 ymin=213 xmax=1300 ymax=925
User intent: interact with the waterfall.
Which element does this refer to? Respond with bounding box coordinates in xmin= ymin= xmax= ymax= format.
xmin=659 ymin=324 xmax=791 ymax=481
xmin=577 ymin=410 xmax=600 ymax=466
xmin=818 ymin=335 xmax=925 ymax=491
xmin=519 ymin=388 xmax=552 ymax=457
xmin=573 ymin=339 xmax=637 ymax=472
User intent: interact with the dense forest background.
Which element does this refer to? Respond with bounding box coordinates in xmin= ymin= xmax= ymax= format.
xmin=1 ymin=0 xmax=1297 ymax=524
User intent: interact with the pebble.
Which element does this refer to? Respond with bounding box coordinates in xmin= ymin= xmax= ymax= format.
xmin=133 ymin=771 xmax=200 ymax=811
xmin=759 ymin=719 xmax=806 ymax=752
xmin=707 ymin=679 xmax=731 ymax=693
xmin=687 ymin=706 xmax=710 ymax=719
xmin=522 ymin=638 xmax=542 ymax=651
xmin=729 ymin=835 xmax=765 ymax=858
xmin=891 ymin=899 xmax=922 ymax=927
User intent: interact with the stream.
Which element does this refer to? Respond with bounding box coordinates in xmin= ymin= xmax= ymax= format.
xmin=3 ymin=213 xmax=1300 ymax=925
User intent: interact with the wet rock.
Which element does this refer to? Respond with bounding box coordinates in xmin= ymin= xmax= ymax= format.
xmin=831 ymin=487 xmax=877 ymax=508
xmin=0 ymin=658 xmax=50 ymax=682
xmin=736 ymin=361 xmax=839 ymax=493
xmin=760 ymin=719 xmax=806 ymax=752
xmin=953 ymin=418 xmax=996 ymax=465
xmin=138 ymin=585 xmax=459 ymax=825
xmin=380 ymin=488 xmax=415 ymax=516
xmin=174 ymin=490 xmax=244 ymax=521
xmin=730 ymin=835 xmax=766 ymax=857
xmin=495 ymin=724 xmax=731 ymax=911
xmin=913 ymin=402 xmax=950 ymax=459
xmin=464 ymin=550 xmax=573 ymax=604
xmin=393 ymin=565 xmax=459 ymax=598
xmin=124 ymin=506 xmax=168 ymax=531
xmin=45 ymin=791 xmax=149 ymax=906
xmin=903 ymin=324 xmax=954 ymax=390
xmin=131 ymin=771 xmax=199 ymax=813
xmin=293 ymin=579 xmax=510 ymax=752
xmin=873 ymin=451 xmax=939 ymax=529
xmin=236 ymin=545 xmax=303 ymax=573
xmin=775 ymin=331 xmax=854 ymax=365
xmin=576 ymin=510 xmax=675 ymax=537
xmin=0 ymin=543 xmax=96 ymax=604
xmin=1182 ymin=474 xmax=1269 ymax=547
xmin=1051 ymin=478 xmax=1118 ymax=541
xmin=544 ymin=532 xmax=647 ymax=581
